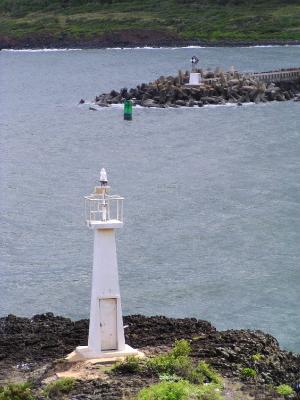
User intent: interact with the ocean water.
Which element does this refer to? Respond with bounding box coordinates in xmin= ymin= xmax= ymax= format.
xmin=1 ymin=46 xmax=300 ymax=352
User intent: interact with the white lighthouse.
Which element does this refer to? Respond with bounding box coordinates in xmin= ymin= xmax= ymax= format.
xmin=70 ymin=169 xmax=139 ymax=360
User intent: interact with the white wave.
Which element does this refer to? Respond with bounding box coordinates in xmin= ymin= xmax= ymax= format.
xmin=105 ymin=45 xmax=206 ymax=50
xmin=3 ymin=44 xmax=300 ymax=52
xmin=82 ymin=101 xmax=260 ymax=111
xmin=2 ymin=48 xmax=82 ymax=52
xmin=179 ymin=45 xmax=206 ymax=49
xmin=100 ymin=44 xmax=300 ymax=50
xmin=241 ymin=44 xmax=300 ymax=48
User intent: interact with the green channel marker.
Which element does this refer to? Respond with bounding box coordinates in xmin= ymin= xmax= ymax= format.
xmin=124 ymin=99 xmax=133 ymax=121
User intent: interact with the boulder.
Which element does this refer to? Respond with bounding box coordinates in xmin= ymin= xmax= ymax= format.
xmin=175 ymin=100 xmax=187 ymax=106
xmin=141 ymin=98 xmax=155 ymax=107
xmin=110 ymin=90 xmax=119 ymax=97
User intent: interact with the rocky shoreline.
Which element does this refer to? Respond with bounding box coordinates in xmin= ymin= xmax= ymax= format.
xmin=0 ymin=313 xmax=299 ymax=399
xmin=1 ymin=31 xmax=300 ymax=50
xmin=1 ymin=35 xmax=300 ymax=51
xmin=86 ymin=69 xmax=300 ymax=109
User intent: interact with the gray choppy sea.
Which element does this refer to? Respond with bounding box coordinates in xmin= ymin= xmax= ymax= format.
xmin=1 ymin=46 xmax=300 ymax=352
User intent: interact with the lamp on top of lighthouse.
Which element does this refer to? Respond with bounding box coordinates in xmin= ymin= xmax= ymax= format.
xmin=100 ymin=168 xmax=108 ymax=186
xmin=68 ymin=169 xmax=141 ymax=361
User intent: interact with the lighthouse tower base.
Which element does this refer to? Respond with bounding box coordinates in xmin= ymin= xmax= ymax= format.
xmin=66 ymin=345 xmax=142 ymax=363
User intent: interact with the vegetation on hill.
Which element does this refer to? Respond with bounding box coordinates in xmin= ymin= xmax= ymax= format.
xmin=0 ymin=0 xmax=300 ymax=47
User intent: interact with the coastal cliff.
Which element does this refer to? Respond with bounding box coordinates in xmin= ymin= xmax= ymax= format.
xmin=0 ymin=314 xmax=299 ymax=399
xmin=1 ymin=0 xmax=300 ymax=49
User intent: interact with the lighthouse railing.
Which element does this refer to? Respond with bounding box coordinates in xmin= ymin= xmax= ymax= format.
xmin=84 ymin=195 xmax=124 ymax=224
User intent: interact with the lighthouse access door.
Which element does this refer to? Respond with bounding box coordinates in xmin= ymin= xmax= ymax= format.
xmin=99 ymin=298 xmax=118 ymax=350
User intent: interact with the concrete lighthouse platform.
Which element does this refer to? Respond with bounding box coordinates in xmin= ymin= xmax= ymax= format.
xmin=66 ymin=344 xmax=144 ymax=363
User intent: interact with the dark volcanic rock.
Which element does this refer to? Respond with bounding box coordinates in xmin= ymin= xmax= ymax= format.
xmin=124 ymin=315 xmax=215 ymax=348
xmin=191 ymin=329 xmax=300 ymax=386
xmin=0 ymin=313 xmax=299 ymax=399
xmin=0 ymin=313 xmax=88 ymax=364
xmin=0 ymin=314 xmax=214 ymax=365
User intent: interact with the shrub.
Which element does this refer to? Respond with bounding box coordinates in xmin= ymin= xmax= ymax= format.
xmin=147 ymin=339 xmax=223 ymax=390
xmin=275 ymin=384 xmax=295 ymax=396
xmin=147 ymin=353 xmax=193 ymax=376
xmin=136 ymin=381 xmax=224 ymax=400
xmin=0 ymin=383 xmax=35 ymax=400
xmin=147 ymin=340 xmax=192 ymax=376
xmin=189 ymin=361 xmax=223 ymax=386
xmin=171 ymin=340 xmax=191 ymax=358
xmin=112 ymin=355 xmax=142 ymax=373
xmin=196 ymin=383 xmax=224 ymax=400
xmin=136 ymin=381 xmax=191 ymax=400
xmin=241 ymin=367 xmax=257 ymax=378
xmin=43 ymin=377 xmax=75 ymax=399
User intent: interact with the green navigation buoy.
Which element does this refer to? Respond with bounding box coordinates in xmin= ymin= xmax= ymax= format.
xmin=124 ymin=99 xmax=133 ymax=121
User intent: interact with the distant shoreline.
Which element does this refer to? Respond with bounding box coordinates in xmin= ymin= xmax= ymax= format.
xmin=1 ymin=35 xmax=300 ymax=51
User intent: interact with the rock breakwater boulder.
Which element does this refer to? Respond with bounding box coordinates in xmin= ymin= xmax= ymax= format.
xmin=87 ymin=69 xmax=300 ymax=109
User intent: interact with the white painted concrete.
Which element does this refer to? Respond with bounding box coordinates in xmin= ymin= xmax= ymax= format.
xmin=86 ymin=227 xmax=125 ymax=354
xmin=189 ymin=72 xmax=201 ymax=85
xmin=71 ymin=176 xmax=139 ymax=361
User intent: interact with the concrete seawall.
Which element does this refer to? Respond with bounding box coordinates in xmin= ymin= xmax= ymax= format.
xmin=247 ymin=68 xmax=300 ymax=83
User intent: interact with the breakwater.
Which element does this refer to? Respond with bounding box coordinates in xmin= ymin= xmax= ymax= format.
xmin=88 ymin=67 xmax=300 ymax=108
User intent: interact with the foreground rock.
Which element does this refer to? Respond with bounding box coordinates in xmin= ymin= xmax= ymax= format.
xmin=0 ymin=313 xmax=299 ymax=399
xmin=88 ymin=69 xmax=300 ymax=109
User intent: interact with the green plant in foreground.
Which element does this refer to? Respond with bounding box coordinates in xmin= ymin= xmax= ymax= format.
xmin=147 ymin=339 xmax=193 ymax=376
xmin=43 ymin=377 xmax=75 ymax=399
xmin=275 ymin=384 xmax=295 ymax=396
xmin=159 ymin=373 xmax=181 ymax=382
xmin=147 ymin=339 xmax=223 ymax=388
xmin=241 ymin=367 xmax=257 ymax=379
xmin=0 ymin=382 xmax=35 ymax=400
xmin=171 ymin=339 xmax=191 ymax=358
xmin=189 ymin=361 xmax=223 ymax=386
xmin=136 ymin=381 xmax=224 ymax=400
xmin=112 ymin=355 xmax=142 ymax=373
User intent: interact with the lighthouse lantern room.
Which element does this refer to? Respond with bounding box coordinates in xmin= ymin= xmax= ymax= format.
xmin=69 ymin=169 xmax=140 ymax=361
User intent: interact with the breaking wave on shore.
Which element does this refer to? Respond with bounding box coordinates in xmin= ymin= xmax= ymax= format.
xmin=3 ymin=44 xmax=300 ymax=52
xmin=2 ymin=48 xmax=82 ymax=52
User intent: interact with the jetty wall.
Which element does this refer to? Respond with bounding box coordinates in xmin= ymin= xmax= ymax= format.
xmin=247 ymin=68 xmax=300 ymax=83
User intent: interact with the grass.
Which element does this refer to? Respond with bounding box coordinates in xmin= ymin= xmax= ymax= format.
xmin=136 ymin=381 xmax=224 ymax=400
xmin=43 ymin=377 xmax=75 ymax=399
xmin=112 ymin=355 xmax=142 ymax=373
xmin=1 ymin=0 xmax=300 ymax=42
xmin=147 ymin=340 xmax=223 ymax=388
xmin=240 ymin=367 xmax=257 ymax=379
xmin=146 ymin=339 xmax=193 ymax=376
xmin=111 ymin=339 xmax=223 ymax=391
xmin=0 ymin=382 xmax=35 ymax=400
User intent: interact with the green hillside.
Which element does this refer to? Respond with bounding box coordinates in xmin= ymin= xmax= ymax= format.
xmin=1 ymin=0 xmax=300 ymax=47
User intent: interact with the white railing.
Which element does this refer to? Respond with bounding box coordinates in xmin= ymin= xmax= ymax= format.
xmin=246 ymin=68 xmax=300 ymax=83
xmin=85 ymin=194 xmax=124 ymax=224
